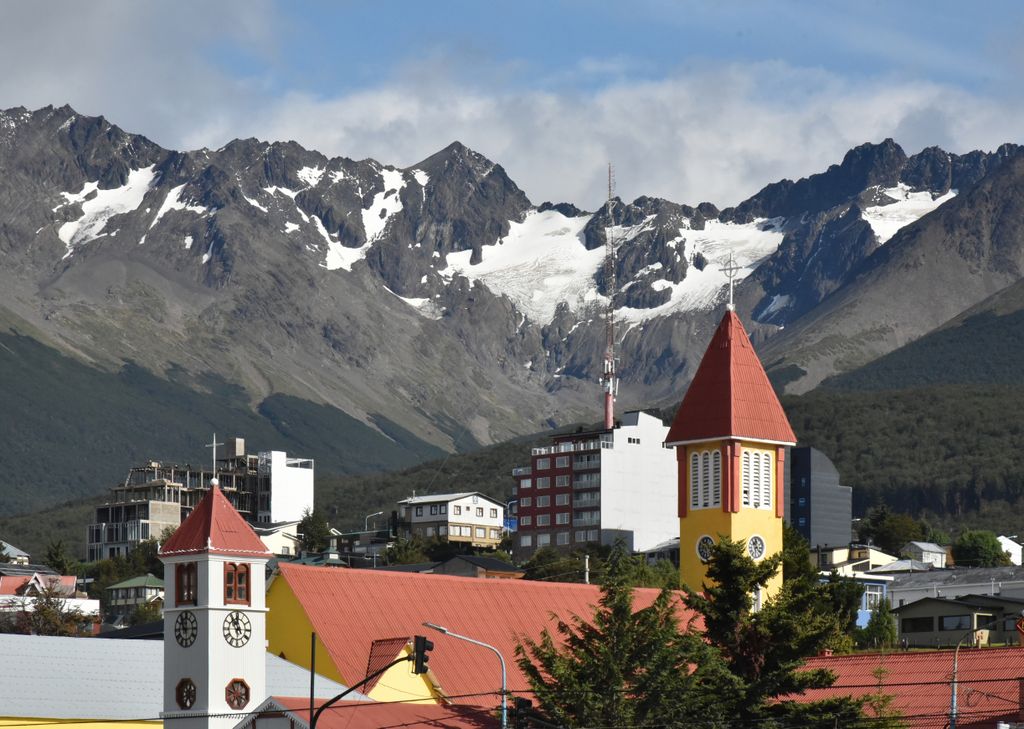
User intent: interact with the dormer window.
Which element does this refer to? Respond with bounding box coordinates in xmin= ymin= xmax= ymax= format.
xmin=224 ymin=563 xmax=250 ymax=605
xmin=176 ymin=562 xmax=198 ymax=606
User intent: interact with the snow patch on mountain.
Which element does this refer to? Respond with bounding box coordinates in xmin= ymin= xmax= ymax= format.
xmin=862 ymin=184 xmax=957 ymax=244
xmin=297 ymin=166 xmax=325 ymax=187
xmin=362 ymin=168 xmax=406 ymax=241
xmin=440 ymin=209 xmax=600 ymax=323
xmin=264 ymin=186 xmax=298 ymax=199
xmin=58 ymin=166 xmax=157 ymax=257
xmin=243 ymin=195 xmax=268 ymax=212
xmin=618 ymin=218 xmax=785 ymax=325
xmin=149 ymin=184 xmax=209 ymax=230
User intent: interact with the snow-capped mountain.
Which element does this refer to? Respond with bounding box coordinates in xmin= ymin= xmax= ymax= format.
xmin=0 ymin=104 xmax=1019 ymax=498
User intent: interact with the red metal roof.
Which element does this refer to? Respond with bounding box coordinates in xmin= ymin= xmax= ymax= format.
xmin=276 ymin=563 xmax=695 ymax=709
xmin=666 ymin=310 xmax=796 ymax=445
xmin=159 ymin=486 xmax=269 ymax=558
xmin=798 ymin=648 xmax=1024 ymax=729
xmin=268 ymin=696 xmax=499 ymax=729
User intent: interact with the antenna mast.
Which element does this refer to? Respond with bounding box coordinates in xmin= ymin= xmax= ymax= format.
xmin=601 ymin=164 xmax=618 ymax=430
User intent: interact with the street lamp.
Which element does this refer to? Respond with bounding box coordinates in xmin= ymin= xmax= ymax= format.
xmin=364 ymin=511 xmax=384 ymax=531
xmin=949 ymin=614 xmax=1002 ymax=729
xmin=423 ymin=621 xmax=507 ymax=729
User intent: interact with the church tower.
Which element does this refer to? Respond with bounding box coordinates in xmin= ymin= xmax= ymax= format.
xmin=159 ymin=481 xmax=271 ymax=729
xmin=665 ymin=310 xmax=796 ymax=602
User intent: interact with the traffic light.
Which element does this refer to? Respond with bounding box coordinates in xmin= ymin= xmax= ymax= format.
xmin=412 ymin=635 xmax=433 ymax=674
xmin=513 ymin=697 xmax=533 ymax=729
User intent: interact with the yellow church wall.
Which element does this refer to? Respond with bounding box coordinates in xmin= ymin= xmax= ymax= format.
xmin=678 ymin=440 xmax=784 ymax=600
xmin=265 ymin=575 xmax=346 ymax=686
xmin=0 ymin=720 xmax=157 ymax=729
xmin=265 ymin=575 xmax=440 ymax=704
xmin=366 ymin=645 xmax=442 ymax=704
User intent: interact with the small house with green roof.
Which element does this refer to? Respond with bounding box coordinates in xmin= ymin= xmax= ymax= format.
xmin=105 ymin=573 xmax=164 ymax=625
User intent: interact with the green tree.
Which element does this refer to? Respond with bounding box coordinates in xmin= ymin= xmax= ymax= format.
xmin=129 ymin=600 xmax=164 ymax=626
xmin=298 ymin=508 xmax=332 ymax=553
xmin=862 ymin=666 xmax=908 ymax=729
xmin=951 ymin=529 xmax=1012 ymax=567
xmin=857 ymin=600 xmax=898 ymax=650
xmin=859 ymin=508 xmax=925 ymax=555
xmin=516 ymin=548 xmax=736 ymax=728
xmin=16 ymin=581 xmax=92 ymax=636
xmin=684 ymin=537 xmax=865 ymax=728
xmin=44 ymin=539 xmax=76 ymax=575
xmin=385 ymin=537 xmax=431 ymax=565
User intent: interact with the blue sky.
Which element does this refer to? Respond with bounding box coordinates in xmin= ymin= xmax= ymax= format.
xmin=3 ymin=1 xmax=1022 ymax=205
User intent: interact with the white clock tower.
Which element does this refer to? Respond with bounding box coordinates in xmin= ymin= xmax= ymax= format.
xmin=159 ymin=480 xmax=271 ymax=729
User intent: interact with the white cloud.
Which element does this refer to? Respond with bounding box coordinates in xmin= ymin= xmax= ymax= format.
xmin=1 ymin=3 xmax=1021 ymax=209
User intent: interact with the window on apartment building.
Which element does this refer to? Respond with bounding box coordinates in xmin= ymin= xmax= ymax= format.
xmin=536 ymin=495 xmax=550 ymax=507
xmin=439 ymin=526 xmax=448 ymax=536
xmin=224 ymin=563 xmax=249 ymax=605
xmin=430 ymin=505 xmax=438 ymax=515
xmin=798 ymin=497 xmax=806 ymax=507
xmin=520 ymin=535 xmax=533 ymax=547
xmin=557 ymin=532 xmax=570 ymax=545
xmin=555 ymin=456 xmax=569 ymax=468
xmin=537 ymin=533 xmax=551 ymax=547
xmin=537 ymin=514 xmax=551 ymax=526
xmin=536 ymin=477 xmax=550 ymax=489
xmin=453 ymin=505 xmax=461 ymax=515
xmin=864 ymin=584 xmax=884 ymax=610
xmin=901 ymin=617 xmax=933 ymax=633
xmin=536 ymin=458 xmax=550 ymax=470
xmin=555 ymin=493 xmax=569 ymax=506
xmin=489 ymin=529 xmax=499 ymax=539
xmin=489 ymin=508 xmax=498 ymax=518
xmin=476 ymin=507 xmax=484 ymax=517
xmin=520 ymin=516 xmax=532 ymax=526
xmin=475 ymin=527 xmax=486 ymax=538
xmin=415 ymin=506 xmax=423 ymax=516
xmin=440 ymin=505 xmax=447 ymax=514
xmin=555 ymin=512 xmax=569 ymax=525
xmin=555 ymin=475 xmax=569 ymax=487
xmin=587 ymin=529 xmax=599 ymax=541
xmin=520 ymin=479 xmax=531 ymax=489
xmin=520 ymin=497 xmax=532 ymax=507
xmin=176 ymin=563 xmax=198 ymax=606
xmin=575 ymin=530 xmax=587 ymax=542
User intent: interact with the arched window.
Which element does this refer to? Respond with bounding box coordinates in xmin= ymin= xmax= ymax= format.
xmin=690 ymin=453 xmax=700 ymax=510
xmin=176 ymin=562 xmax=197 ymax=606
xmin=711 ymin=450 xmax=722 ymax=507
xmin=741 ymin=452 xmax=751 ymax=506
xmin=224 ymin=563 xmax=250 ymax=605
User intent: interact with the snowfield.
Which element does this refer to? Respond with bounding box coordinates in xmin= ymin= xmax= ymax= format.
xmin=58 ymin=166 xmax=157 ymax=257
xmin=862 ymin=184 xmax=956 ymax=244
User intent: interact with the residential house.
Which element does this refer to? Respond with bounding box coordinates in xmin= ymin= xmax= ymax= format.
xmin=867 ymin=558 xmax=933 ymax=575
xmin=511 ymin=410 xmax=678 ymax=559
xmin=0 ymin=571 xmax=99 ymax=620
xmin=265 ymin=562 xmax=690 ymax=708
xmin=396 ymin=492 xmax=505 ymax=549
xmin=253 ymin=520 xmax=303 ymax=557
xmin=104 ymin=573 xmax=164 ymax=625
xmin=892 ymin=594 xmax=1024 ymax=648
xmin=901 ymin=541 xmax=948 ymax=569
xmin=799 ymin=647 xmax=1024 ymax=729
xmin=0 ymin=541 xmax=29 ymax=565
xmin=998 ymin=535 xmax=1023 ymax=566
xmin=430 ymin=555 xmax=525 ymax=579
xmin=887 ymin=565 xmax=1024 ymax=608
xmin=843 ymin=573 xmax=895 ymax=628
xmin=813 ymin=543 xmax=899 ymax=574
xmin=87 ymin=437 xmax=314 ymax=561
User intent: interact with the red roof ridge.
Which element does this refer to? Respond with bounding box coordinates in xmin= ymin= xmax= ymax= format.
xmin=666 ymin=310 xmax=796 ymax=445
xmin=159 ymin=486 xmax=270 ymax=558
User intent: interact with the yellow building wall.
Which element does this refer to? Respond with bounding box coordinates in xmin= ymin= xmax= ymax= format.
xmin=265 ymin=575 xmax=345 ymax=685
xmin=679 ymin=441 xmax=783 ymax=600
xmin=265 ymin=575 xmax=440 ymax=704
xmin=0 ymin=720 xmax=157 ymax=729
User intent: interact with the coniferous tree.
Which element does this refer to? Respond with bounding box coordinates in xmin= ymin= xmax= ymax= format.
xmin=857 ymin=600 xmax=898 ymax=650
xmin=298 ymin=508 xmax=332 ymax=553
xmin=43 ymin=539 xmax=76 ymax=575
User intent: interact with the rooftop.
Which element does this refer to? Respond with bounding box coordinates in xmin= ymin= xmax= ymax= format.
xmin=106 ymin=573 xmax=164 ymax=590
xmin=256 ymin=696 xmax=497 ymax=729
xmin=398 ymin=492 xmax=504 ymax=506
xmin=159 ymin=484 xmax=270 ymax=558
xmin=890 ymin=565 xmax=1024 ymax=588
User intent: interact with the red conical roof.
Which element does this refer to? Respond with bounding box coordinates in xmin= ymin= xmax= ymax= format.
xmin=666 ymin=310 xmax=796 ymax=446
xmin=159 ymin=486 xmax=270 ymax=558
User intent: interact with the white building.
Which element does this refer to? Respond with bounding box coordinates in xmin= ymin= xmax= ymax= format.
xmin=512 ymin=410 xmax=678 ymax=558
xmin=256 ymin=451 xmax=314 ymax=524
xmin=900 ymin=541 xmax=948 ymax=569
xmin=886 ymin=565 xmax=1024 ymax=608
xmin=998 ymin=536 xmax=1023 ymax=566
xmin=397 ymin=493 xmax=505 ymax=549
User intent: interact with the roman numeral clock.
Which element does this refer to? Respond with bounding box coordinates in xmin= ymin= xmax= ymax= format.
xmin=159 ymin=483 xmax=271 ymax=729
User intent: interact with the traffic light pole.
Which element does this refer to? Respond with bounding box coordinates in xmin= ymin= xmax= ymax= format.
xmin=424 ymin=622 xmax=507 ymax=729
xmin=309 ymin=653 xmax=412 ymax=729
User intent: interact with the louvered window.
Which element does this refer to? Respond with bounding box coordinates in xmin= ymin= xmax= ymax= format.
xmin=690 ymin=453 xmax=700 ymax=509
xmin=741 ymin=452 xmax=751 ymax=506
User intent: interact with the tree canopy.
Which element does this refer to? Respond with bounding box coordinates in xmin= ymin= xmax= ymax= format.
xmin=951 ymin=529 xmax=1012 ymax=567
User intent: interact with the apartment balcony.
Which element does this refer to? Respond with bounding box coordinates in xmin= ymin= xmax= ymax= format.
xmin=572 ymin=494 xmax=601 ymax=508
xmin=572 ymin=457 xmax=602 ymax=470
xmin=511 ymin=466 xmax=532 ymax=477
xmin=573 ymin=513 xmax=601 ymax=527
xmin=532 ymin=439 xmax=613 ymax=456
xmin=573 ymin=474 xmax=601 ymax=488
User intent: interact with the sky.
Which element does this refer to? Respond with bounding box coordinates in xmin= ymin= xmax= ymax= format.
xmin=3 ymin=0 xmax=1024 ymax=207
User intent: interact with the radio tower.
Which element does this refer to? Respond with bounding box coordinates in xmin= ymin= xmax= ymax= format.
xmin=601 ymin=163 xmax=618 ymax=430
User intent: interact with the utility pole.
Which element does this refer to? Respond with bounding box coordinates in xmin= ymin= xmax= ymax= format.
xmin=600 ymin=164 xmax=618 ymax=430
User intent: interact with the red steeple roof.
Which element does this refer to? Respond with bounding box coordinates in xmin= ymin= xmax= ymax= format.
xmin=159 ymin=486 xmax=270 ymax=558
xmin=666 ymin=310 xmax=796 ymax=445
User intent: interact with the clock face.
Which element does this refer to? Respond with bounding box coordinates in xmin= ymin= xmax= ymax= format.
xmin=697 ymin=535 xmax=715 ymax=562
xmin=176 ymin=678 xmax=196 ymax=710
xmin=748 ymin=535 xmax=766 ymax=560
xmin=225 ymin=678 xmax=250 ymax=710
xmin=174 ymin=610 xmax=198 ymax=647
xmin=223 ymin=610 xmax=251 ymax=647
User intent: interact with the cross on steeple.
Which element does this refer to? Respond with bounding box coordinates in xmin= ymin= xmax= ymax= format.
xmin=720 ymin=253 xmax=741 ymax=312
xmin=205 ymin=433 xmax=223 ymax=473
